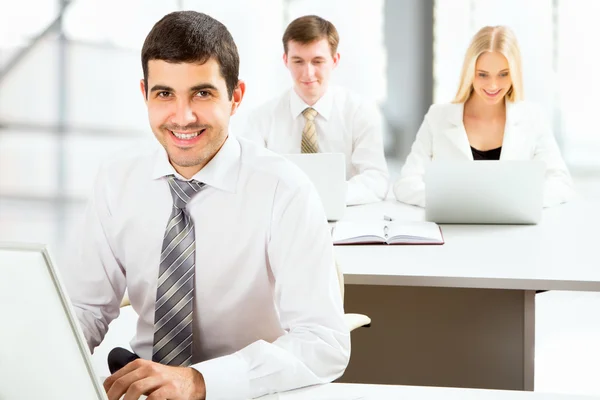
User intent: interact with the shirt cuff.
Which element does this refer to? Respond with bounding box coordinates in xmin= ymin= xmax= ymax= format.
xmin=346 ymin=180 xmax=380 ymax=206
xmin=192 ymin=353 xmax=249 ymax=400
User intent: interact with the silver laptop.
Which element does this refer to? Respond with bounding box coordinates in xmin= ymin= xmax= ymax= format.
xmin=424 ymin=160 xmax=545 ymax=224
xmin=0 ymin=243 xmax=108 ymax=400
xmin=285 ymin=153 xmax=347 ymax=221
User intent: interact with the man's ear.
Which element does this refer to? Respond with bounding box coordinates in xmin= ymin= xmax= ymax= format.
xmin=230 ymin=80 xmax=246 ymax=116
xmin=140 ymin=79 xmax=148 ymax=103
xmin=283 ymin=52 xmax=289 ymax=68
xmin=332 ymin=53 xmax=341 ymax=69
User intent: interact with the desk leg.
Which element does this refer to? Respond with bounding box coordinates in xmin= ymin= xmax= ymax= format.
xmin=339 ymin=285 xmax=536 ymax=391
xmin=524 ymin=290 xmax=535 ymax=391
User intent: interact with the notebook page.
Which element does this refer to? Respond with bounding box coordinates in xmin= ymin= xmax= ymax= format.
xmin=387 ymin=221 xmax=443 ymax=242
xmin=332 ymin=220 xmax=386 ymax=244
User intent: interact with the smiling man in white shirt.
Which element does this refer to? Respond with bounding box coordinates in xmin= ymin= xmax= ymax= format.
xmin=243 ymin=15 xmax=390 ymax=206
xmin=62 ymin=11 xmax=349 ymax=400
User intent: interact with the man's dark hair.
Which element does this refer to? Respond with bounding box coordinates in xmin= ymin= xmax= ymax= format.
xmin=141 ymin=11 xmax=239 ymax=100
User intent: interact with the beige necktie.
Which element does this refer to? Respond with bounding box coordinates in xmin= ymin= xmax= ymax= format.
xmin=301 ymin=107 xmax=319 ymax=153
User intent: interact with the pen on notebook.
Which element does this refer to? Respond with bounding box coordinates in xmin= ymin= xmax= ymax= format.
xmin=383 ymin=215 xmax=394 ymax=221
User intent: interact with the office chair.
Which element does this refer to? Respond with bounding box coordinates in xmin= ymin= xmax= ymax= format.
xmin=336 ymin=261 xmax=371 ymax=331
xmin=119 ymin=262 xmax=371 ymax=332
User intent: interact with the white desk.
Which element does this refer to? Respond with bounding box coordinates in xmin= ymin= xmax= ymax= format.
xmin=334 ymin=201 xmax=600 ymax=391
xmin=260 ymin=383 xmax=598 ymax=400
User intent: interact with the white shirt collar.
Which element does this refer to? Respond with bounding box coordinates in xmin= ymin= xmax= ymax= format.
xmin=151 ymin=135 xmax=240 ymax=193
xmin=289 ymin=86 xmax=333 ymax=121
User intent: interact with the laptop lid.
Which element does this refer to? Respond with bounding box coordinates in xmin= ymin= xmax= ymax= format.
xmin=424 ymin=160 xmax=545 ymax=224
xmin=0 ymin=243 xmax=108 ymax=400
xmin=284 ymin=153 xmax=347 ymax=221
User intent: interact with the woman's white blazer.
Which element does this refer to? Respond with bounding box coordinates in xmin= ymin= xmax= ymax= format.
xmin=393 ymin=101 xmax=575 ymax=208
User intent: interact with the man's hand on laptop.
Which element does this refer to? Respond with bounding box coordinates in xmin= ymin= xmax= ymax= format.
xmin=103 ymin=359 xmax=206 ymax=400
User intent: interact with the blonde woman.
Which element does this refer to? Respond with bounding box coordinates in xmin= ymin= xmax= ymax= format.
xmin=393 ymin=26 xmax=574 ymax=208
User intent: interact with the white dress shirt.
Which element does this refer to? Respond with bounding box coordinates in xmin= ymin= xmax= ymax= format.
xmin=242 ymin=86 xmax=390 ymax=206
xmin=62 ymin=136 xmax=350 ymax=400
xmin=393 ymin=101 xmax=575 ymax=208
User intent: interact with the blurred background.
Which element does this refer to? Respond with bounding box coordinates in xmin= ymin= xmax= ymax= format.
xmin=1 ymin=0 xmax=599 ymax=395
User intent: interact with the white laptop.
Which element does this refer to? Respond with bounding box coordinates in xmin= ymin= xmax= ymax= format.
xmin=285 ymin=153 xmax=347 ymax=221
xmin=424 ymin=160 xmax=545 ymax=224
xmin=0 ymin=243 xmax=108 ymax=400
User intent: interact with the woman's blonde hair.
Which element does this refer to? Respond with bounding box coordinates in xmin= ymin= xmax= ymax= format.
xmin=453 ymin=26 xmax=524 ymax=103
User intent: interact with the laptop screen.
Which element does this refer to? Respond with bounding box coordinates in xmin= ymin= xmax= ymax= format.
xmin=284 ymin=153 xmax=347 ymax=221
xmin=0 ymin=244 xmax=107 ymax=400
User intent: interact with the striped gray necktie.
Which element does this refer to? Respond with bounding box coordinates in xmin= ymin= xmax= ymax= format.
xmin=152 ymin=175 xmax=205 ymax=366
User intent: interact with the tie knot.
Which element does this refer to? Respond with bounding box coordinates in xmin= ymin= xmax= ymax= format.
xmin=302 ymin=107 xmax=317 ymax=121
xmin=167 ymin=175 xmax=205 ymax=209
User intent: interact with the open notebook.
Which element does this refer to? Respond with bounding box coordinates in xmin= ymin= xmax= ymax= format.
xmin=332 ymin=220 xmax=444 ymax=245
